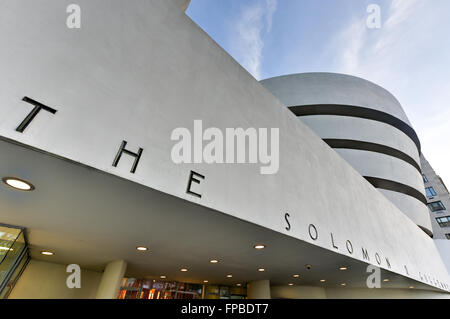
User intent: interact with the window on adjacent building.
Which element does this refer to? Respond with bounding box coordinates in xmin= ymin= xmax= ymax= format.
xmin=436 ymin=216 xmax=450 ymax=228
xmin=428 ymin=201 xmax=446 ymax=212
xmin=425 ymin=187 xmax=437 ymax=198
xmin=422 ymin=174 xmax=428 ymax=183
xmin=446 ymin=234 xmax=450 ymax=240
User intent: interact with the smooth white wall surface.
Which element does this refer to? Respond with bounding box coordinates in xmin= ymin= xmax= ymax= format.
xmin=172 ymin=0 xmax=190 ymax=11
xmin=334 ymin=149 xmax=425 ymax=194
xmin=379 ymin=189 xmax=432 ymax=232
xmin=0 ymin=0 xmax=448 ymax=292
xmin=260 ymin=73 xmax=411 ymax=125
xmin=8 ymin=259 xmax=102 ymax=299
xmin=271 ymin=285 xmax=328 ymax=299
xmin=247 ymin=280 xmax=271 ymax=299
xmin=325 ymin=287 xmax=450 ymax=299
xmin=435 ymin=240 xmax=450 ymax=275
xmin=271 ymin=285 xmax=450 ymax=299
xmin=301 ymin=115 xmax=420 ymax=165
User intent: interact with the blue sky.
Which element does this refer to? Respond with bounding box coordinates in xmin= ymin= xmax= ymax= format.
xmin=187 ymin=0 xmax=450 ymax=185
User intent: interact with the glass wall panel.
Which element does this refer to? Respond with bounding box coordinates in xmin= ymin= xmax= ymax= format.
xmin=0 ymin=226 xmax=22 ymax=261
xmin=0 ymin=225 xmax=29 ymax=298
xmin=117 ymin=278 xmax=247 ymax=300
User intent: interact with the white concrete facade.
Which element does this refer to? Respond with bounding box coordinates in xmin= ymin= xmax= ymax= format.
xmin=0 ymin=0 xmax=449 ymax=298
xmin=301 ymin=115 xmax=420 ymax=165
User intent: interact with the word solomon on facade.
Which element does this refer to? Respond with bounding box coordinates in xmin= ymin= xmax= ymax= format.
xmin=283 ymin=212 xmax=449 ymax=291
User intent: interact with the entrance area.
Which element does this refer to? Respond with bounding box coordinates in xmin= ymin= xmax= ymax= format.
xmin=0 ymin=224 xmax=29 ymax=298
xmin=117 ymin=278 xmax=247 ymax=299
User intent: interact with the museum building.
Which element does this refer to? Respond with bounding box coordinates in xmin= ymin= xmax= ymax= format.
xmin=0 ymin=0 xmax=449 ymax=299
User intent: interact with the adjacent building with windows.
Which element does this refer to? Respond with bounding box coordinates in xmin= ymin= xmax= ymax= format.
xmin=421 ymin=155 xmax=450 ymax=239
xmin=0 ymin=0 xmax=450 ymax=299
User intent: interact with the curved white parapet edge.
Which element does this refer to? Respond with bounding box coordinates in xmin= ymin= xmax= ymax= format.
xmin=260 ymin=73 xmax=412 ymax=126
xmin=261 ymin=72 xmax=411 ymax=125
xmin=334 ymin=149 xmax=425 ymax=196
xmin=379 ymin=189 xmax=433 ymax=235
xmin=301 ymin=115 xmax=420 ymax=166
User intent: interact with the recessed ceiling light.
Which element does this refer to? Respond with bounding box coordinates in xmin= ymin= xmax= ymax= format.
xmin=383 ymin=279 xmax=389 ymax=282
xmin=253 ymin=244 xmax=266 ymax=250
xmin=160 ymin=275 xmax=166 ymax=279
xmin=409 ymin=286 xmax=414 ymax=289
xmin=210 ymin=259 xmax=219 ymax=264
xmin=180 ymin=268 xmax=188 ymax=272
xmin=136 ymin=246 xmax=148 ymax=251
xmin=258 ymin=268 xmax=265 ymax=272
xmin=236 ymin=283 xmax=242 ymax=287
xmin=41 ymin=251 xmax=54 ymax=256
xmin=305 ymin=264 xmax=312 ymax=270
xmin=203 ymin=280 xmax=209 ymax=283
xmin=226 ymin=274 xmax=233 ymax=278
xmin=288 ymin=283 xmax=294 ymax=286
xmin=320 ymin=279 xmax=326 ymax=283
xmin=2 ymin=177 xmax=34 ymax=191
xmin=339 ymin=266 xmax=348 ymax=271
xmin=293 ymin=274 xmax=300 ymax=278
xmin=341 ymin=283 xmax=347 ymax=287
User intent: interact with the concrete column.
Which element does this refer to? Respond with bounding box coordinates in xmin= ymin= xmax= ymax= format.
xmin=247 ymin=280 xmax=271 ymax=299
xmin=95 ymin=260 xmax=127 ymax=299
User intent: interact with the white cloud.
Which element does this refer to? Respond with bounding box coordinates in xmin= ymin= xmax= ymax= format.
xmin=330 ymin=1 xmax=450 ymax=184
xmin=333 ymin=1 xmax=425 ymax=81
xmin=334 ymin=18 xmax=367 ymax=75
xmin=231 ymin=0 xmax=277 ymax=80
xmin=385 ymin=0 xmax=420 ymax=28
xmin=266 ymin=0 xmax=277 ymax=32
xmin=235 ymin=4 xmax=264 ymax=79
